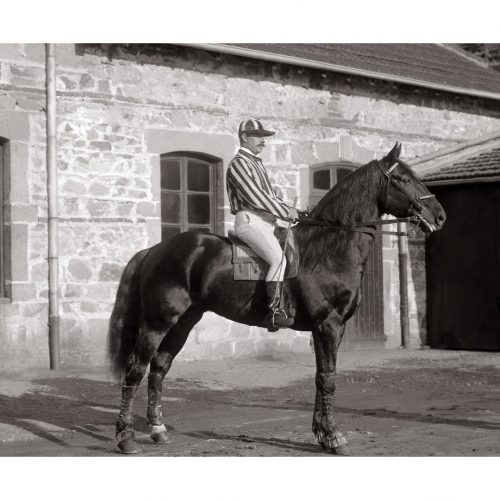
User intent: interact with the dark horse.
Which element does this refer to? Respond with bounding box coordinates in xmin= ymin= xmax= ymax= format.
xmin=107 ymin=143 xmax=446 ymax=454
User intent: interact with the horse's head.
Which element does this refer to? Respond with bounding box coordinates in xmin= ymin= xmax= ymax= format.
xmin=378 ymin=143 xmax=446 ymax=233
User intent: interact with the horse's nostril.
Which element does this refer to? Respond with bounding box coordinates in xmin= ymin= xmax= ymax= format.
xmin=437 ymin=212 xmax=446 ymax=225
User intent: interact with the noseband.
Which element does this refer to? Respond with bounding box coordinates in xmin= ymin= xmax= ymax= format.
xmin=380 ymin=161 xmax=435 ymax=215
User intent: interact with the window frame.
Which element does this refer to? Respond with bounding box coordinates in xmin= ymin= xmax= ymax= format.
xmin=160 ymin=152 xmax=218 ymax=242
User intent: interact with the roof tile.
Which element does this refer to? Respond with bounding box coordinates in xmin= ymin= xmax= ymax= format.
xmin=422 ymin=148 xmax=500 ymax=181
xmin=228 ymin=43 xmax=500 ymax=96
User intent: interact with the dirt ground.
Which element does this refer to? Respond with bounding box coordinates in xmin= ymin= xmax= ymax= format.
xmin=0 ymin=348 xmax=499 ymax=457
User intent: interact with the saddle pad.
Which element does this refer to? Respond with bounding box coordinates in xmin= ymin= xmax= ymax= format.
xmin=229 ymin=230 xmax=299 ymax=281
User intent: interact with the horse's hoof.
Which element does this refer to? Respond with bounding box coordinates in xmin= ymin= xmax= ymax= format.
xmin=117 ymin=431 xmax=138 ymax=454
xmin=314 ymin=430 xmax=328 ymax=449
xmin=331 ymin=444 xmax=352 ymax=456
xmin=151 ymin=424 xmax=170 ymax=444
xmin=151 ymin=432 xmax=170 ymax=444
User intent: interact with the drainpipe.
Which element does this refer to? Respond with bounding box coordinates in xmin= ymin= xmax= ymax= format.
xmin=46 ymin=44 xmax=60 ymax=369
xmin=397 ymin=222 xmax=410 ymax=348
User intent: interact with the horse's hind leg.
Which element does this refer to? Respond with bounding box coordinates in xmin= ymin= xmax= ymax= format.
xmin=116 ymin=295 xmax=191 ymax=454
xmin=116 ymin=324 xmax=171 ymax=454
xmin=147 ymin=307 xmax=203 ymax=444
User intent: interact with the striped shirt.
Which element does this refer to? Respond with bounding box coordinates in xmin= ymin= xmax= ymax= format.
xmin=226 ymin=148 xmax=290 ymax=220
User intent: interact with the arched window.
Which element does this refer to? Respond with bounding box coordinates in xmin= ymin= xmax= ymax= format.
xmin=160 ymin=152 xmax=218 ymax=243
xmin=309 ymin=163 xmax=356 ymax=208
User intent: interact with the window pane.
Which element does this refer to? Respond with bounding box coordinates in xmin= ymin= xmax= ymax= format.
xmin=161 ymin=158 xmax=181 ymax=190
xmin=313 ymin=169 xmax=331 ymax=190
xmin=188 ymin=227 xmax=211 ymax=234
xmin=336 ymin=168 xmax=353 ymax=184
xmin=187 ymin=159 xmax=210 ymax=192
xmin=161 ymin=192 xmax=180 ymax=223
xmin=161 ymin=225 xmax=181 ymax=243
xmin=187 ymin=194 xmax=210 ymax=224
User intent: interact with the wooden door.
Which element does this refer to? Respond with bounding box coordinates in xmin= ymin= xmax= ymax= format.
xmin=426 ymin=183 xmax=500 ymax=350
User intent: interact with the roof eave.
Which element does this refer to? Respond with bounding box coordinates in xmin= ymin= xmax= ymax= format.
xmin=425 ymin=176 xmax=500 ymax=186
xmin=180 ymin=43 xmax=500 ymax=102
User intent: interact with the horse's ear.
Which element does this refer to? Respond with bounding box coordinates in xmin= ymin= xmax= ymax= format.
xmin=382 ymin=142 xmax=402 ymax=163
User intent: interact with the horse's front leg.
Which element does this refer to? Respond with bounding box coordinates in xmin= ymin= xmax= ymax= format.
xmin=311 ymin=319 xmax=350 ymax=455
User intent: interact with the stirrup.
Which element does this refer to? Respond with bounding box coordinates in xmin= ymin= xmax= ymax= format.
xmin=269 ymin=307 xmax=294 ymax=329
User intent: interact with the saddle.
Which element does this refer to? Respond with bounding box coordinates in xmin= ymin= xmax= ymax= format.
xmin=229 ymin=227 xmax=299 ymax=281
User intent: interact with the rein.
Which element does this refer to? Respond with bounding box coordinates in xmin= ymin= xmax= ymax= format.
xmin=298 ymin=215 xmax=422 ymax=236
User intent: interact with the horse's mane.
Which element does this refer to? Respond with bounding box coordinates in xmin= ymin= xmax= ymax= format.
xmin=295 ymin=160 xmax=383 ymax=268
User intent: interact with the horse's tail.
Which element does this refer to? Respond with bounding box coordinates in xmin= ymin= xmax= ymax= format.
xmin=107 ymin=248 xmax=150 ymax=381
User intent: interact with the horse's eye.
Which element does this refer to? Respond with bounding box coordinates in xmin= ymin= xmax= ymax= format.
xmin=396 ymin=177 xmax=411 ymax=184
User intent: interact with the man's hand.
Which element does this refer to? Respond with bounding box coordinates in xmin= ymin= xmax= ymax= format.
xmin=286 ymin=207 xmax=299 ymax=222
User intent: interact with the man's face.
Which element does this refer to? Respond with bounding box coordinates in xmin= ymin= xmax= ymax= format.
xmin=242 ymin=133 xmax=267 ymax=155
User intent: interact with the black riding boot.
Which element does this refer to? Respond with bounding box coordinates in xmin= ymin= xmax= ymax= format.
xmin=265 ymin=281 xmax=294 ymax=330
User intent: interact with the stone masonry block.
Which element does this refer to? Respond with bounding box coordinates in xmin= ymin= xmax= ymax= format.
xmin=98 ymin=262 xmax=123 ymax=282
xmin=10 ymin=204 xmax=38 ymax=222
xmin=17 ymin=97 xmax=44 ymax=112
xmin=340 ymin=135 xmax=355 ymax=163
xmin=0 ymin=303 xmax=21 ymax=318
xmin=315 ymin=142 xmax=341 ymax=163
xmin=86 ymin=318 xmax=109 ymax=339
xmin=31 ymin=261 xmax=48 ymax=282
xmin=79 ymin=73 xmax=95 ymax=89
xmin=64 ymin=283 xmax=86 ymax=299
xmin=0 ymin=95 xmax=17 ymax=110
xmin=273 ymin=143 xmax=290 ymax=164
xmin=291 ymin=141 xmax=316 ymax=165
xmin=9 ymin=141 xmax=30 ymax=204
xmin=9 ymin=65 xmax=45 ymax=88
xmin=89 ymin=182 xmax=110 ymax=196
xmin=68 ymin=258 xmax=93 ymax=282
xmin=23 ymin=44 xmax=45 ymax=62
xmin=80 ymin=302 xmax=97 ymax=313
xmin=21 ymin=302 xmax=46 ymax=318
xmin=90 ymin=141 xmax=111 ymax=151
xmin=11 ymin=283 xmax=37 ymax=301
xmin=352 ymin=144 xmax=376 ymax=165
xmin=147 ymin=219 xmax=161 ymax=246
xmin=11 ymin=224 xmax=28 ymax=281
xmin=136 ymin=201 xmax=156 ymax=217
xmin=62 ymin=179 xmax=88 ymax=195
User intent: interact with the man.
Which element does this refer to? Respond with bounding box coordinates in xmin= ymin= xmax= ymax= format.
xmin=226 ymin=119 xmax=299 ymax=329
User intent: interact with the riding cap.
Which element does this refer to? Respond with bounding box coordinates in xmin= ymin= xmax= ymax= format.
xmin=238 ymin=119 xmax=275 ymax=138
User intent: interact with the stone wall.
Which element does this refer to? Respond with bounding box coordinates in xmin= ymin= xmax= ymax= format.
xmin=1 ymin=43 xmax=500 ymax=369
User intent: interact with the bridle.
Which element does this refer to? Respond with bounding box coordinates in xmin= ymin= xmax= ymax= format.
xmin=298 ymin=160 xmax=436 ymax=237
xmin=380 ymin=161 xmax=435 ymax=216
